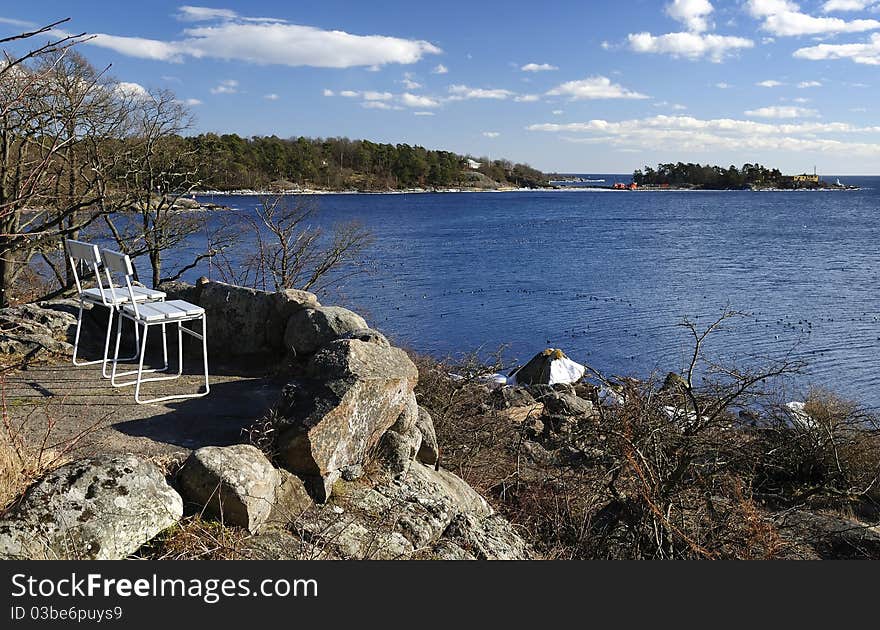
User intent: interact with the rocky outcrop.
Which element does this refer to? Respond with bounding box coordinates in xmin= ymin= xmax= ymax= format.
xmin=159 ymin=280 xmax=320 ymax=358
xmin=415 ymin=407 xmax=439 ymax=465
xmin=0 ymin=455 xmax=182 ymax=560
xmin=284 ymin=306 xmax=368 ymax=356
xmin=274 ymin=339 xmax=418 ymax=501
xmin=0 ymin=300 xmax=79 ymax=359
xmin=248 ymin=461 xmax=530 ymax=560
xmin=177 ymin=444 xmax=311 ymax=533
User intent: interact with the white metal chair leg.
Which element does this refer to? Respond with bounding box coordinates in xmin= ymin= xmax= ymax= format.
xmin=130 ymin=318 xmax=210 ymax=405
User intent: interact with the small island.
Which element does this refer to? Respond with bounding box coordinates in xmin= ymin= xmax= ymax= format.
xmin=632 ymin=162 xmax=856 ymax=191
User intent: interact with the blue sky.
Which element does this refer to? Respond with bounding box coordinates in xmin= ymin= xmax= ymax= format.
xmin=3 ymin=1 xmax=880 ymax=173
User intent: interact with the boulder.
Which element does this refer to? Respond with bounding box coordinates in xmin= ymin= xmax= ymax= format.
xmin=276 ymin=339 xmax=418 ymax=501
xmin=415 ymin=407 xmax=439 ymax=465
xmin=377 ymin=425 xmax=422 ymax=477
xmin=266 ymin=289 xmax=321 ymax=349
xmin=776 ymin=510 xmax=880 ymax=559
xmin=299 ymin=461 xmax=515 ymax=559
xmin=284 ymin=306 xmax=368 ymax=356
xmin=542 ymin=392 xmax=595 ymax=417
xmin=0 ymin=455 xmax=182 ymax=559
xmin=197 ymin=281 xmax=276 ymax=356
xmin=0 ymin=300 xmax=79 ymax=358
xmin=443 ymin=512 xmax=532 ymax=560
xmin=489 ymin=386 xmax=536 ymax=409
xmin=338 ymin=328 xmax=390 ymax=348
xmin=177 ymin=445 xmax=282 ymax=533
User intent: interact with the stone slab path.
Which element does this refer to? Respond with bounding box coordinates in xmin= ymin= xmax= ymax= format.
xmin=1 ymin=349 xmax=285 ymax=465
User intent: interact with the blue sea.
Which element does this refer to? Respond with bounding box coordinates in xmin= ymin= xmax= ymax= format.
xmin=175 ymin=175 xmax=880 ymax=408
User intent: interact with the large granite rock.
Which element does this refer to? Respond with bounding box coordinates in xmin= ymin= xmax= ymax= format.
xmin=415 ymin=406 xmax=439 ymax=466
xmin=284 ymin=306 xmax=368 ymax=356
xmin=290 ymin=462 xmax=530 ymax=560
xmin=0 ymin=455 xmax=182 ymax=559
xmin=177 ymin=445 xmax=312 ymax=533
xmin=0 ymin=300 xmax=79 ymax=358
xmin=275 ymin=339 xmax=418 ymax=501
xmin=158 ymin=280 xmax=319 ymax=358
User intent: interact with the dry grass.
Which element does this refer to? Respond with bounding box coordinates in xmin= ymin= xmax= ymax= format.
xmin=138 ymin=516 xmax=250 ymax=560
xmin=411 ymin=350 xmax=880 ymax=560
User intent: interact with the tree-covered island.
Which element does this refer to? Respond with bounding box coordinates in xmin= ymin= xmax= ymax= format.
xmin=632 ymin=162 xmax=845 ymax=190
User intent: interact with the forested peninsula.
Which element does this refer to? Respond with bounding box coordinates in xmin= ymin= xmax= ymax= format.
xmin=183 ymin=134 xmax=550 ymax=191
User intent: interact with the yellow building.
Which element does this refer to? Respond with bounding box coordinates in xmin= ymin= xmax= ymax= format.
xmin=793 ymin=173 xmax=820 ymax=183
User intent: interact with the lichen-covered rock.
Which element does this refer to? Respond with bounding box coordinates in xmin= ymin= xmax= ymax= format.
xmin=177 ymin=445 xmax=282 ymax=533
xmin=0 ymin=455 xmax=182 ymax=559
xmin=415 ymin=407 xmax=439 ymax=465
xmin=377 ymin=425 xmax=422 ymax=477
xmin=276 ymin=339 xmax=418 ymax=501
xmin=267 ymin=289 xmax=321 ymax=349
xmin=338 ymin=328 xmax=390 ymax=348
xmin=541 ymin=392 xmax=595 ymax=417
xmin=198 ymin=281 xmax=276 ymax=356
xmin=443 ymin=512 xmax=532 ymax=560
xmin=294 ymin=462 xmax=529 ymax=559
xmin=0 ymin=300 xmax=79 ymax=358
xmin=283 ymin=306 xmax=368 ymax=356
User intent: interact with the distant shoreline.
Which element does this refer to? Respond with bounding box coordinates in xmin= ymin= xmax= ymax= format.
xmin=190 ymin=185 xmax=863 ymax=198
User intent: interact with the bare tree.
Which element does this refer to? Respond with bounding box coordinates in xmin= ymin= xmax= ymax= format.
xmin=0 ymin=19 xmax=100 ymax=307
xmin=103 ymin=89 xmax=232 ymax=286
xmin=222 ymin=195 xmax=372 ymax=295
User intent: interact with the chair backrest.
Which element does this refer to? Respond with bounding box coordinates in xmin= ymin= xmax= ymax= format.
xmin=99 ymin=249 xmax=140 ymax=316
xmin=65 ymin=239 xmax=109 ymax=301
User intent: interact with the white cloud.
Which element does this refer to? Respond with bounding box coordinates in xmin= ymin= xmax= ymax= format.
xmin=115 ymin=81 xmax=150 ymax=100
xmin=322 ymin=89 xmax=335 ymax=96
xmin=339 ymin=90 xmax=359 ymax=98
xmin=666 ymin=0 xmax=715 ymax=33
xmin=655 ymin=101 xmax=688 ymax=110
xmin=552 ymin=109 xmax=564 ymax=115
xmin=527 ymin=113 xmax=880 ymax=156
xmin=521 ymin=62 xmax=558 ymax=72
xmin=447 ymin=85 xmax=515 ymax=100
xmin=822 ymin=0 xmax=875 ymax=11
xmin=627 ymin=31 xmax=754 ymax=61
xmin=264 ymin=93 xmax=279 ymax=100
xmin=210 ymin=79 xmax=238 ymax=94
xmin=546 ymin=76 xmax=649 ymax=100
xmin=514 ymin=94 xmax=541 ymax=102
xmin=58 ymin=13 xmax=441 ymax=69
xmin=746 ymin=0 xmax=880 ymax=36
xmin=715 ymin=81 xmax=732 ymax=88
xmin=482 ymin=131 xmax=500 ymax=138
xmin=413 ymin=111 xmax=435 ymax=116
xmin=401 ymin=78 xmax=422 ymax=89
xmin=798 ymin=80 xmax=822 ymax=87
xmin=792 ymin=96 xmax=811 ymax=102
xmin=794 ymin=32 xmax=880 ymax=64
xmin=363 ymin=91 xmax=393 ymax=101
xmin=175 ymin=6 xmax=239 ymax=22
xmin=432 ymin=64 xmax=449 ymax=74
xmin=401 ymin=92 xmax=441 ymax=108
xmin=757 ymin=79 xmax=785 ymax=87
xmin=0 ymin=16 xmax=36 ymax=28
xmin=182 ymin=97 xmax=203 ymax=106
xmin=362 ymin=101 xmax=398 ymax=110
xmin=744 ymin=105 xmax=819 ymax=118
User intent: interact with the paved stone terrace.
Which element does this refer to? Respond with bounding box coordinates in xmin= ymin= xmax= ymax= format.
xmin=2 ymin=340 xmax=285 ymax=464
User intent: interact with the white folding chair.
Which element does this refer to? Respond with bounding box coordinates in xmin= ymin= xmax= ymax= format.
xmin=65 ymin=239 xmax=166 ymax=377
xmin=102 ymin=249 xmax=209 ymax=404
